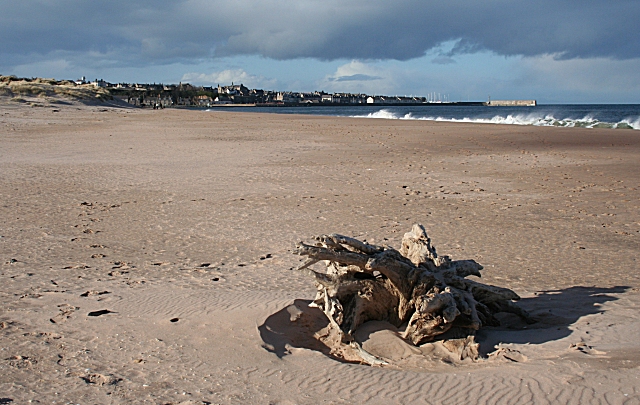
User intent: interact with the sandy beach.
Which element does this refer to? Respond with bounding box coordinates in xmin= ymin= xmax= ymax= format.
xmin=1 ymin=102 xmax=639 ymax=404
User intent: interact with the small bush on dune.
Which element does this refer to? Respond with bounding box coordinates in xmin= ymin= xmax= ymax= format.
xmin=0 ymin=86 xmax=13 ymax=96
xmin=10 ymin=83 xmax=50 ymax=96
xmin=0 ymin=75 xmax=19 ymax=83
xmin=33 ymin=78 xmax=58 ymax=85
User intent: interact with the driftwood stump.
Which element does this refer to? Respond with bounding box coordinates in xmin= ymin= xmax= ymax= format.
xmin=294 ymin=224 xmax=532 ymax=360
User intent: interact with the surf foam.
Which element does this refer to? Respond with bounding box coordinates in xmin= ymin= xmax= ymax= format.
xmin=352 ymin=109 xmax=640 ymax=130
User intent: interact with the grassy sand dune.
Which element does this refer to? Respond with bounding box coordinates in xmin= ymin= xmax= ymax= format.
xmin=0 ymin=75 xmax=113 ymax=105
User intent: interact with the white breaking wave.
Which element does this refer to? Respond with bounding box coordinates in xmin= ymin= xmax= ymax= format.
xmin=621 ymin=116 xmax=640 ymax=130
xmin=352 ymin=109 xmax=640 ymax=130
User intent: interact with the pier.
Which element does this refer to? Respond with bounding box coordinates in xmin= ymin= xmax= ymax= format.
xmin=486 ymin=100 xmax=537 ymax=106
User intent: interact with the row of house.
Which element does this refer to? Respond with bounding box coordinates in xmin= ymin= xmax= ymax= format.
xmin=80 ymin=77 xmax=429 ymax=107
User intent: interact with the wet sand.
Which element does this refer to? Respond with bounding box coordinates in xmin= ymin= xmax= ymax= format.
xmin=1 ymin=103 xmax=639 ymax=404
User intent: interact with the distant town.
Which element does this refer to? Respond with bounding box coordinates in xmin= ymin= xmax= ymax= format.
xmin=1 ymin=74 xmax=536 ymax=108
xmin=83 ymin=77 xmax=536 ymax=108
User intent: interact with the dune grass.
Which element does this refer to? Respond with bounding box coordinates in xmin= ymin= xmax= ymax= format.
xmin=0 ymin=75 xmax=112 ymax=102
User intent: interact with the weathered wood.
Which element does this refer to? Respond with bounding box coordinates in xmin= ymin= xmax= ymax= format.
xmin=294 ymin=224 xmax=533 ymax=363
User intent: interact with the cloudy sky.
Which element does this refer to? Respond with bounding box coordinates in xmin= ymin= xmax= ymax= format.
xmin=2 ymin=0 xmax=639 ymax=103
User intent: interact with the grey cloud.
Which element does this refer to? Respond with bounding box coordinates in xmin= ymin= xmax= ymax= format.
xmin=1 ymin=0 xmax=639 ymax=71
xmin=431 ymin=56 xmax=456 ymax=65
xmin=333 ymin=74 xmax=383 ymax=82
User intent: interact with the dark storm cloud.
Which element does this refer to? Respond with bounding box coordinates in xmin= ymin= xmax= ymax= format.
xmin=1 ymin=0 xmax=638 ymax=69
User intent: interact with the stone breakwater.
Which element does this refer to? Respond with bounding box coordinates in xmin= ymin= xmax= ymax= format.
xmin=487 ymin=99 xmax=537 ymax=106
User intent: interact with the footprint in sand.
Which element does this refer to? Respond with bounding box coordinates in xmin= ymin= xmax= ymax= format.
xmin=109 ymin=262 xmax=131 ymax=276
xmin=570 ymin=342 xmax=606 ymax=355
xmin=62 ymin=264 xmax=90 ymax=269
xmin=80 ymin=373 xmax=121 ymax=386
xmin=6 ymin=355 xmax=37 ymax=369
xmin=111 ymin=261 xmax=130 ymax=269
xmin=80 ymin=290 xmax=110 ymax=297
xmin=87 ymin=309 xmax=115 ymax=317
xmin=50 ymin=304 xmax=79 ymax=324
xmin=488 ymin=347 xmax=528 ymax=362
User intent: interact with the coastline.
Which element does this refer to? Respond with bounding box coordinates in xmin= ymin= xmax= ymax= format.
xmin=1 ymin=104 xmax=639 ymax=403
xmin=201 ymin=101 xmax=488 ymax=107
xmin=200 ymin=103 xmax=640 ymax=130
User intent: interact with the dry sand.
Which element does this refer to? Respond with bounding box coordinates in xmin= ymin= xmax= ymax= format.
xmin=1 ymin=101 xmax=639 ymax=404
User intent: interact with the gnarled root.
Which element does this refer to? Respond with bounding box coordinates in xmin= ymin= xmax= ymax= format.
xmin=294 ymin=224 xmax=532 ymax=362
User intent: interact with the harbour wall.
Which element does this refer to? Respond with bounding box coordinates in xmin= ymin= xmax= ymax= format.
xmin=487 ymin=100 xmax=537 ymax=107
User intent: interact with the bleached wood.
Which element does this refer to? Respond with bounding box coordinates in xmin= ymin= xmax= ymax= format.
xmin=295 ymin=224 xmax=533 ymax=364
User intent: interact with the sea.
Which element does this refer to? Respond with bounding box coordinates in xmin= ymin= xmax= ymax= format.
xmin=206 ymin=104 xmax=640 ymax=130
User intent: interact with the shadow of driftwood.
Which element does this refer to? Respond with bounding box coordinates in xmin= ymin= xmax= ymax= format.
xmin=259 ymin=286 xmax=630 ymax=360
xmin=475 ymin=285 xmax=630 ymax=354
xmin=258 ymin=299 xmax=333 ymax=358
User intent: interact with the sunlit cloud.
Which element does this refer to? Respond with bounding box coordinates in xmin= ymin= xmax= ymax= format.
xmin=181 ymin=69 xmax=277 ymax=88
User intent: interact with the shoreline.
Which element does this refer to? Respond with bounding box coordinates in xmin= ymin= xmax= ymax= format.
xmin=1 ymin=104 xmax=639 ymax=404
xmin=199 ymin=104 xmax=640 ymax=130
xmin=202 ymin=101 xmax=489 ymax=107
